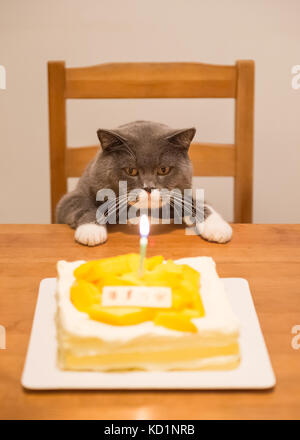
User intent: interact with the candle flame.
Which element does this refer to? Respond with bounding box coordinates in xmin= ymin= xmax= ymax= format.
xmin=140 ymin=214 xmax=150 ymax=237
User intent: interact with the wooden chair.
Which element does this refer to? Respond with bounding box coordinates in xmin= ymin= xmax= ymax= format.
xmin=48 ymin=61 xmax=254 ymax=223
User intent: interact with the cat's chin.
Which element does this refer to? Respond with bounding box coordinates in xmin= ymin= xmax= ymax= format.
xmin=128 ymin=189 xmax=165 ymax=210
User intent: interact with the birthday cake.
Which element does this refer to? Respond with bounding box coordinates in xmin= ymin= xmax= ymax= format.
xmin=56 ymin=255 xmax=240 ymax=371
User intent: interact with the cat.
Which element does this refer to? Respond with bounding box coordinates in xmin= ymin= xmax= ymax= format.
xmin=56 ymin=120 xmax=232 ymax=246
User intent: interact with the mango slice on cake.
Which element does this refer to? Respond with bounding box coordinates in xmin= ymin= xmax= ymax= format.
xmin=145 ymin=255 xmax=164 ymax=270
xmin=154 ymin=311 xmax=198 ymax=333
xmin=70 ymin=280 xmax=101 ymax=312
xmin=88 ymin=305 xmax=155 ymax=326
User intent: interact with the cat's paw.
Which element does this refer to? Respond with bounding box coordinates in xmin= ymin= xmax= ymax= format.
xmin=75 ymin=223 xmax=107 ymax=246
xmin=196 ymin=212 xmax=232 ymax=244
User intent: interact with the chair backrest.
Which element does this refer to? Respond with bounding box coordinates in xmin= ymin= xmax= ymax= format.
xmin=48 ymin=61 xmax=254 ymax=223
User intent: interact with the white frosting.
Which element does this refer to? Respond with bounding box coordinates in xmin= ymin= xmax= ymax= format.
xmin=56 ymin=257 xmax=240 ymax=344
xmin=131 ymin=354 xmax=240 ymax=371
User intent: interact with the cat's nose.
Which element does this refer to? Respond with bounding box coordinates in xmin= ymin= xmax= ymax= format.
xmin=144 ymin=187 xmax=155 ymax=193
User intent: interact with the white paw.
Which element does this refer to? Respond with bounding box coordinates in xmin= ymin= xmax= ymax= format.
xmin=75 ymin=223 xmax=107 ymax=246
xmin=196 ymin=211 xmax=232 ymax=243
xmin=183 ymin=215 xmax=195 ymax=226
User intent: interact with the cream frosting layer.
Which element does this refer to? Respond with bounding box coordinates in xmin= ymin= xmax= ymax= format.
xmin=56 ymin=257 xmax=240 ymax=370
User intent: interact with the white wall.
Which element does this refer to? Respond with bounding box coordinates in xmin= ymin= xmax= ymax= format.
xmin=0 ymin=0 xmax=299 ymax=223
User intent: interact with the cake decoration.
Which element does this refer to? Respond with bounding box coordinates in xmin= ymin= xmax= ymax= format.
xmin=70 ymin=253 xmax=205 ymax=331
xmin=56 ymin=256 xmax=241 ymax=371
xmin=101 ymin=286 xmax=172 ymax=308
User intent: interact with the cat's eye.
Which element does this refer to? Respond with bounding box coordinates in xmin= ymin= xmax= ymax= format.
xmin=157 ymin=166 xmax=171 ymax=176
xmin=124 ymin=167 xmax=138 ymax=176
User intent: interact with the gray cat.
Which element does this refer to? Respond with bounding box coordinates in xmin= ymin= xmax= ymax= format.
xmin=56 ymin=121 xmax=232 ymax=246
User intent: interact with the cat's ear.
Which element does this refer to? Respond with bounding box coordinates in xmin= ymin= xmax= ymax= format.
xmin=97 ymin=129 xmax=127 ymax=150
xmin=165 ymin=128 xmax=196 ymax=149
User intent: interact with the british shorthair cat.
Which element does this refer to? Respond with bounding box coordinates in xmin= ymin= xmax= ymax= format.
xmin=56 ymin=120 xmax=232 ymax=246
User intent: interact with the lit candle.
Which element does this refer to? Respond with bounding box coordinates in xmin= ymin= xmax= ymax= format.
xmin=138 ymin=214 xmax=150 ymax=277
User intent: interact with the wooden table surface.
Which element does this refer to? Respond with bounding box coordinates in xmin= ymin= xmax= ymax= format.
xmin=0 ymin=224 xmax=299 ymax=420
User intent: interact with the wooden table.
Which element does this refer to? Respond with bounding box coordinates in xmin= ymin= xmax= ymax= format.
xmin=0 ymin=224 xmax=299 ymax=420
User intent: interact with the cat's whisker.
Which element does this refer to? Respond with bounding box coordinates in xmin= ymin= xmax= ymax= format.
xmin=170 ymin=193 xmax=194 ymax=205
xmin=170 ymin=194 xmax=199 ymax=214
xmin=169 ymin=199 xmax=183 ymax=222
xmin=101 ymin=201 xmax=123 ymax=220
xmin=105 ymin=193 xmax=129 ymax=210
xmin=105 ymin=199 xmax=126 ymax=217
xmin=170 ymin=196 xmax=203 ymax=223
xmin=105 ymin=197 xmax=129 ymax=219
xmin=170 ymin=196 xmax=193 ymax=212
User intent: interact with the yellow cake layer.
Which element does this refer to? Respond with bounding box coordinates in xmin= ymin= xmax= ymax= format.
xmin=59 ymin=342 xmax=240 ymax=371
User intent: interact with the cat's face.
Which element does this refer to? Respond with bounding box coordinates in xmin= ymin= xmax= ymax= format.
xmin=95 ymin=121 xmax=195 ymax=209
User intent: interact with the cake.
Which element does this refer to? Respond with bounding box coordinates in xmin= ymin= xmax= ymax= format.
xmin=56 ymin=254 xmax=240 ymax=371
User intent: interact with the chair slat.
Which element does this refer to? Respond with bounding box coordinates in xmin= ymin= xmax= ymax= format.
xmin=66 ymin=143 xmax=235 ymax=178
xmin=191 ymin=144 xmax=235 ymax=176
xmin=66 ymin=146 xmax=99 ymax=177
xmin=65 ymin=62 xmax=236 ymax=99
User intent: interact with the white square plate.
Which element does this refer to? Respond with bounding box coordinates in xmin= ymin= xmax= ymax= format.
xmin=22 ymin=278 xmax=276 ymax=390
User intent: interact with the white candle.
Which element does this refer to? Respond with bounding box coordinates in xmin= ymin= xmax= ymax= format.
xmin=138 ymin=215 xmax=150 ymax=277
